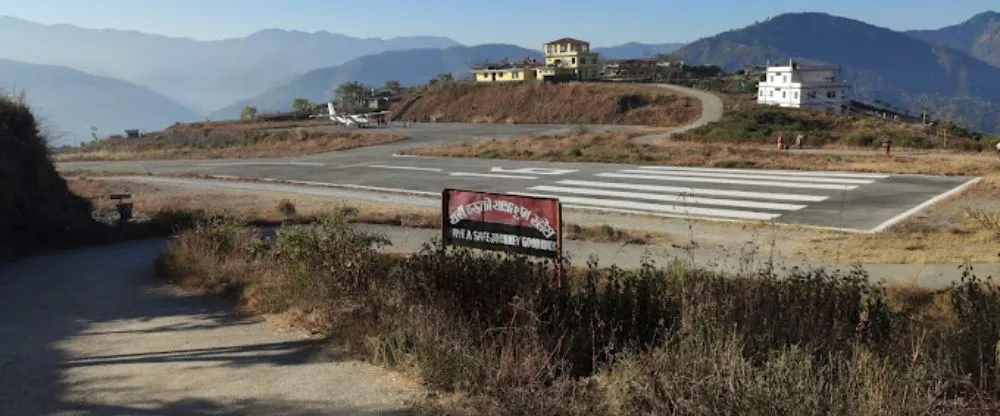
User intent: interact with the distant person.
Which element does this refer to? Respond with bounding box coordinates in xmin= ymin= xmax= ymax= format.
xmin=995 ymin=141 xmax=1000 ymax=158
xmin=777 ymin=134 xmax=786 ymax=150
xmin=881 ymin=136 xmax=892 ymax=156
xmin=795 ymin=134 xmax=804 ymax=149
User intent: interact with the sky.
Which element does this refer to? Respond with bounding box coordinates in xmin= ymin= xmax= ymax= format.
xmin=1 ymin=0 xmax=996 ymax=48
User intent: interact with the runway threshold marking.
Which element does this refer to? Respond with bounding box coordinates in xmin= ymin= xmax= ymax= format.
xmin=636 ymin=165 xmax=891 ymax=179
xmin=617 ymin=169 xmax=875 ymax=185
xmin=554 ymin=180 xmax=829 ymax=202
xmin=519 ymin=192 xmax=782 ymax=221
xmin=597 ymin=173 xmax=858 ymax=191
xmin=527 ymin=185 xmax=807 ymax=211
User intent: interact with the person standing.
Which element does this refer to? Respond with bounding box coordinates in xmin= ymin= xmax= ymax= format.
xmin=778 ymin=134 xmax=786 ymax=150
xmin=795 ymin=134 xmax=804 ymax=149
xmin=995 ymin=141 xmax=1000 ymax=159
xmin=881 ymin=136 xmax=892 ymax=156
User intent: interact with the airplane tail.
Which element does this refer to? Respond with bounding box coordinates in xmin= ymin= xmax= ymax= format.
xmin=327 ymin=101 xmax=337 ymax=116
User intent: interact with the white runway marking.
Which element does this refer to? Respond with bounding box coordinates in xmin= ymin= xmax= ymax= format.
xmin=450 ymin=172 xmax=538 ymax=180
xmin=596 ymin=173 xmax=858 ymax=190
xmin=617 ymin=169 xmax=875 ymax=185
xmin=636 ymin=165 xmax=891 ymax=179
xmin=528 ymin=185 xmax=807 ymax=211
xmin=554 ymin=180 xmax=828 ymax=202
xmin=367 ymin=164 xmax=443 ymax=172
xmin=196 ymin=161 xmax=326 ymax=167
xmin=520 ymin=193 xmax=782 ymax=221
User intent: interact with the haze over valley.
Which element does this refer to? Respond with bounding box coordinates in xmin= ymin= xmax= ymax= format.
xmin=3 ymin=9 xmax=1000 ymax=144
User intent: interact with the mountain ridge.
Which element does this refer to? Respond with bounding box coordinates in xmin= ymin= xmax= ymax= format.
xmin=907 ymin=11 xmax=1000 ymax=67
xmin=0 ymin=58 xmax=203 ymax=145
xmin=0 ymin=16 xmax=462 ymax=111
xmin=674 ymin=12 xmax=1000 ymax=133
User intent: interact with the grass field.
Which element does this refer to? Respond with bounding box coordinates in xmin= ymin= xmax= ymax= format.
xmin=674 ymin=98 xmax=999 ymax=151
xmin=403 ymin=129 xmax=1000 ymax=176
xmin=55 ymin=128 xmax=405 ymax=161
xmin=392 ymin=82 xmax=701 ymax=127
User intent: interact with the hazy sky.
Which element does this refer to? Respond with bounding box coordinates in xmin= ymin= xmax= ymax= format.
xmin=1 ymin=0 xmax=995 ymax=47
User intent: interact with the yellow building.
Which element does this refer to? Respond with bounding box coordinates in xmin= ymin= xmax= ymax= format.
xmin=543 ymin=37 xmax=601 ymax=80
xmin=470 ymin=37 xmax=601 ymax=83
xmin=471 ymin=64 xmax=538 ymax=83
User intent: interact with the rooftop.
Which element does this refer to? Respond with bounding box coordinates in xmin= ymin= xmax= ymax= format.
xmin=471 ymin=60 xmax=543 ymax=71
xmin=545 ymin=37 xmax=589 ymax=45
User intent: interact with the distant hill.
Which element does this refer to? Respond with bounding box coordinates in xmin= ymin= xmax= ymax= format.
xmin=908 ymin=11 xmax=1000 ymax=67
xmin=593 ymin=42 xmax=685 ymax=59
xmin=674 ymin=12 xmax=1000 ymax=133
xmin=0 ymin=59 xmax=203 ymax=145
xmin=209 ymin=44 xmax=542 ymax=120
xmin=0 ymin=16 xmax=461 ymax=112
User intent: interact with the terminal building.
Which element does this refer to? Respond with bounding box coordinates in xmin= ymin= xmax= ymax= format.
xmin=756 ymin=60 xmax=852 ymax=114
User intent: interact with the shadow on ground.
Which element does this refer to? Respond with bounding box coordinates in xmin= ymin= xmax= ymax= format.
xmin=0 ymin=239 xmax=410 ymax=415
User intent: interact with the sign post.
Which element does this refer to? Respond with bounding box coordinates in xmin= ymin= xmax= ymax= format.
xmin=441 ymin=189 xmax=563 ymax=264
xmin=110 ymin=193 xmax=133 ymax=226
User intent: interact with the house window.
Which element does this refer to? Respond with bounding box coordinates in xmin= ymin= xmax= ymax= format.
xmin=572 ymin=58 xmax=576 ymax=65
xmin=827 ymin=90 xmax=837 ymax=99
xmin=794 ymin=91 xmax=799 ymax=99
xmin=782 ymin=91 xmax=786 ymax=98
xmin=783 ymin=75 xmax=788 ymax=83
xmin=807 ymin=91 xmax=817 ymax=99
xmin=769 ymin=90 xmax=774 ymax=97
xmin=769 ymin=75 xmax=774 ymax=83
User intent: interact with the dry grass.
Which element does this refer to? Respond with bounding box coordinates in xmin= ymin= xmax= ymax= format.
xmin=156 ymin=215 xmax=1000 ymax=415
xmin=55 ymin=129 xmax=405 ymax=161
xmin=679 ymin=98 xmax=1000 ymax=152
xmin=393 ymin=82 xmax=701 ymax=127
xmin=405 ymin=130 xmax=1000 ymax=176
xmin=806 ymin=175 xmax=1000 ymax=264
xmin=65 ymin=177 xmax=669 ymax=246
xmin=161 ymin=117 xmax=331 ymax=134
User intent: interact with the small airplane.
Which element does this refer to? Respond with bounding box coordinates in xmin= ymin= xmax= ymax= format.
xmin=312 ymin=102 xmax=390 ymax=128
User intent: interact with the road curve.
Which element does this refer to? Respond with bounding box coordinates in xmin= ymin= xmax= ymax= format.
xmin=0 ymin=240 xmax=419 ymax=415
xmin=632 ymin=83 xmax=725 ymax=144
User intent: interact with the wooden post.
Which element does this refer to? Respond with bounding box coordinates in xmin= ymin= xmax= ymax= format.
xmin=555 ymin=202 xmax=564 ymax=288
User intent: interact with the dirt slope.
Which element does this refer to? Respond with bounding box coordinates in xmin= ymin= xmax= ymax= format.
xmin=392 ymin=82 xmax=701 ymax=127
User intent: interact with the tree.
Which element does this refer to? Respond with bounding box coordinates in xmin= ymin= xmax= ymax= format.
xmin=291 ymin=98 xmax=312 ymax=114
xmin=334 ymin=81 xmax=367 ymax=113
xmin=240 ymin=105 xmax=257 ymax=120
xmin=384 ymin=80 xmax=401 ymax=91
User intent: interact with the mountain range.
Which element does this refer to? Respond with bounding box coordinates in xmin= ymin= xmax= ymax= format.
xmin=674 ymin=12 xmax=1000 ymax=133
xmin=0 ymin=58 xmax=203 ymax=143
xmin=908 ymin=11 xmax=1000 ymax=68
xmin=4 ymin=11 xmax=1000 ymax=143
xmin=0 ymin=16 xmax=462 ymax=112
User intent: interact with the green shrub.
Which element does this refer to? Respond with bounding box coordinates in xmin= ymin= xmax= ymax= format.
xmin=158 ymin=217 xmax=1000 ymax=414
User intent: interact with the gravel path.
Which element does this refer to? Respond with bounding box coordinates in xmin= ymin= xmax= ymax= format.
xmin=632 ymin=83 xmax=725 ymax=143
xmin=0 ymin=240 xmax=420 ymax=415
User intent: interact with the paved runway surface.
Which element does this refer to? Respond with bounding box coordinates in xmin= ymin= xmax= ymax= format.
xmin=60 ymin=135 xmax=976 ymax=232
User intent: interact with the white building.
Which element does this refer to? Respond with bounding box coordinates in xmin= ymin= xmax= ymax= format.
xmin=756 ymin=60 xmax=852 ymax=114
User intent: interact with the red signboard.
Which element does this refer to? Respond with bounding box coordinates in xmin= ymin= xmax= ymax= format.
xmin=441 ymin=189 xmax=563 ymax=258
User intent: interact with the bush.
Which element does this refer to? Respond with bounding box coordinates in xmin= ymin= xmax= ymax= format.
xmin=0 ymin=94 xmax=103 ymax=260
xmin=157 ymin=217 xmax=1000 ymax=414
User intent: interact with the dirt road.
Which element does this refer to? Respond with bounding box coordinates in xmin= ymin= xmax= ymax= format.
xmin=0 ymin=240 xmax=420 ymax=415
xmin=632 ymin=83 xmax=725 ymax=143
